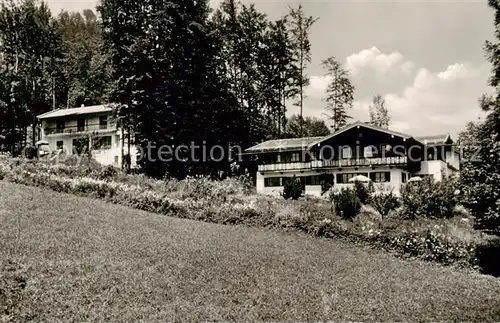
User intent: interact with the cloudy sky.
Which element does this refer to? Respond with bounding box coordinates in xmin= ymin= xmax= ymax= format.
xmin=46 ymin=0 xmax=495 ymax=138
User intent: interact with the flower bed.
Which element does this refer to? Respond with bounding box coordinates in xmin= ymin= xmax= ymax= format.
xmin=0 ymin=158 xmax=498 ymax=275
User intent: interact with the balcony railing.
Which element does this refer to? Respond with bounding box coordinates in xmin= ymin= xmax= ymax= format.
xmin=258 ymin=156 xmax=409 ymax=172
xmin=313 ymin=156 xmax=408 ymax=168
xmin=44 ymin=123 xmax=117 ymax=135
xmin=258 ymin=162 xmax=311 ymax=172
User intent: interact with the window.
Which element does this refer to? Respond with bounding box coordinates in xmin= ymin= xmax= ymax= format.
xmin=336 ymin=173 xmax=356 ymax=184
xmin=93 ymin=136 xmax=112 ymax=150
xmin=99 ymin=116 xmax=108 ymax=129
xmin=115 ymin=135 xmax=120 ymax=147
xmin=364 ymin=146 xmax=377 ymax=158
xmin=306 ymin=175 xmax=321 ymax=186
xmin=402 ymin=172 xmax=407 ymax=183
xmin=56 ymin=120 xmax=65 ymax=132
xmin=264 ymin=177 xmax=281 ymax=187
xmin=370 ymin=172 xmax=391 ymax=183
xmin=56 ymin=140 xmax=63 ymax=150
xmin=73 ymin=137 xmax=89 ymax=154
xmin=114 ymin=156 xmax=119 ymax=165
xmin=282 ymin=177 xmax=306 ymax=190
xmin=341 ymin=146 xmax=352 ymax=159
xmin=77 ymin=118 xmax=85 ymax=132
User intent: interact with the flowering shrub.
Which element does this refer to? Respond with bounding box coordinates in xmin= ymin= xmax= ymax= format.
xmin=0 ymin=162 xmax=8 ymax=180
xmin=0 ymin=158 xmax=497 ymax=275
xmin=370 ymin=191 xmax=400 ymax=217
xmin=353 ymin=181 xmax=370 ymax=204
xmin=400 ymin=177 xmax=459 ymax=219
xmin=460 ymin=161 xmax=500 ymax=232
xmin=379 ymin=229 xmax=476 ymax=265
xmin=332 ymin=188 xmax=361 ymax=220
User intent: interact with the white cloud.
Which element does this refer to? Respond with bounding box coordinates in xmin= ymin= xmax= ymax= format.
xmin=307 ymin=75 xmax=332 ymax=96
xmin=437 ymin=63 xmax=469 ymax=81
xmin=373 ymin=63 xmax=490 ymax=137
xmin=345 ymin=46 xmax=408 ymax=75
xmin=400 ymin=61 xmax=415 ymax=75
xmin=302 ymin=61 xmax=490 ymax=138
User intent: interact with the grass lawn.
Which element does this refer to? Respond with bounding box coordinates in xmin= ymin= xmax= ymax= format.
xmin=1 ymin=181 xmax=500 ymax=322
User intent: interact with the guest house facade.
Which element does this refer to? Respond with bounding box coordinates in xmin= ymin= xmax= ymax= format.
xmin=245 ymin=122 xmax=460 ymax=197
xmin=37 ymin=104 xmax=138 ymax=168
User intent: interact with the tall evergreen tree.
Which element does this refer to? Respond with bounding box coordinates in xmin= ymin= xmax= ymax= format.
xmin=0 ymin=0 xmax=63 ymax=150
xmin=369 ymin=93 xmax=390 ymax=129
xmin=260 ymin=16 xmax=296 ymax=138
xmin=322 ymin=56 xmax=355 ymax=130
xmin=56 ymin=9 xmax=113 ymax=108
xmin=99 ymin=0 xmax=243 ymax=178
xmin=213 ymin=1 xmax=280 ymax=144
xmin=287 ymin=5 xmax=317 ymax=136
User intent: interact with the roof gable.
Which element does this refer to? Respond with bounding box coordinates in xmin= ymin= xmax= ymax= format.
xmin=37 ymin=104 xmax=116 ymax=120
xmin=307 ymin=121 xmax=416 ymax=148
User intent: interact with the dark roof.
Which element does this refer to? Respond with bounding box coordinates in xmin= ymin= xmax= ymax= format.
xmin=245 ymin=121 xmax=456 ymax=154
xmin=245 ymin=137 xmax=324 ymax=153
xmin=307 ymin=121 xmax=415 ymax=148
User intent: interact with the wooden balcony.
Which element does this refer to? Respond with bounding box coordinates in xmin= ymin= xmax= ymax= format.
xmin=44 ymin=124 xmax=117 ymax=136
xmin=313 ymin=156 xmax=408 ymax=168
xmin=259 ymin=156 xmax=409 ymax=172
xmin=258 ymin=162 xmax=312 ymax=172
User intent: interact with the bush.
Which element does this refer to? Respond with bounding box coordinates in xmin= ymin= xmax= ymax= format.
xmin=0 ymin=163 xmax=7 ymax=180
xmin=320 ymin=180 xmax=332 ymax=196
xmin=475 ymin=237 xmax=500 ymax=277
xmin=283 ymin=175 xmax=302 ymax=200
xmin=96 ymin=165 xmax=119 ymax=180
xmin=370 ymin=191 xmax=400 ymax=217
xmin=400 ymin=177 xmax=459 ymax=219
xmin=353 ymin=181 xmax=370 ymax=204
xmin=460 ymin=162 xmax=500 ymax=231
xmin=333 ymin=188 xmax=361 ymax=220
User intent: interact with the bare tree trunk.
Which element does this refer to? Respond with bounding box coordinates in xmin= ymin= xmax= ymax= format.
xmin=121 ymin=126 xmax=125 ymax=170
xmin=52 ymin=76 xmax=56 ymax=110
xmin=32 ymin=80 xmax=36 ymax=146
xmin=127 ymin=127 xmax=131 ymax=170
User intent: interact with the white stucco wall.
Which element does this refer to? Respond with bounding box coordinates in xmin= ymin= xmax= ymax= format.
xmin=415 ymin=160 xmax=448 ymax=181
xmin=256 ymin=166 xmax=408 ymax=197
xmin=40 ymin=115 xmax=137 ymax=168
xmin=445 ymin=150 xmax=460 ymax=171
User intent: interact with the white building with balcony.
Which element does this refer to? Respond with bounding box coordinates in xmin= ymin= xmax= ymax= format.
xmin=37 ymin=104 xmax=138 ymax=168
xmin=244 ymin=122 xmax=460 ymax=197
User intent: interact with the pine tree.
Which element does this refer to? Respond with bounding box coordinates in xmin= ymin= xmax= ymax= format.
xmin=0 ymin=0 xmax=63 ymax=151
xmin=287 ymin=5 xmax=317 ymax=137
xmin=322 ymin=56 xmax=355 ymax=130
xmin=260 ymin=16 xmax=297 ymax=138
xmin=369 ymin=93 xmax=390 ymax=129
xmin=100 ymin=0 xmax=244 ymax=178
xmin=56 ymin=9 xmax=113 ymax=108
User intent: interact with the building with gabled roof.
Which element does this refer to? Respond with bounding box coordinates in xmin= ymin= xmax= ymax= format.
xmin=244 ymin=121 xmax=460 ymax=197
xmin=37 ymin=104 xmax=138 ymax=168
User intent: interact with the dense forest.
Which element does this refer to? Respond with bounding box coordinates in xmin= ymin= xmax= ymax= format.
xmin=0 ymin=0 xmax=357 ymax=176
